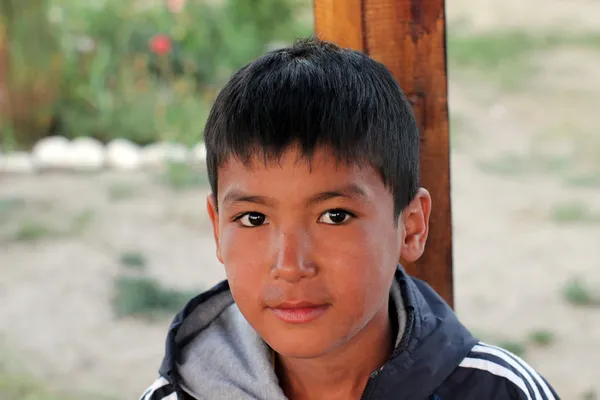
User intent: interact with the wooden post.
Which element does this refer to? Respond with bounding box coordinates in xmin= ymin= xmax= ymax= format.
xmin=314 ymin=0 xmax=454 ymax=306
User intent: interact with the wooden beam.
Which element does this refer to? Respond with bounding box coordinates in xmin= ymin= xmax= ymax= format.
xmin=314 ymin=0 xmax=454 ymax=306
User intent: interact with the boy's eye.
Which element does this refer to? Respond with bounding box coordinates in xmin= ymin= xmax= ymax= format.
xmin=237 ymin=212 xmax=269 ymax=227
xmin=318 ymin=209 xmax=354 ymax=225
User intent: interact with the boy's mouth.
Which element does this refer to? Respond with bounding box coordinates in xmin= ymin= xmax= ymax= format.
xmin=269 ymin=301 xmax=330 ymax=324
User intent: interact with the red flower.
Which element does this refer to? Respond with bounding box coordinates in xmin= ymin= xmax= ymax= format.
xmin=150 ymin=34 xmax=172 ymax=56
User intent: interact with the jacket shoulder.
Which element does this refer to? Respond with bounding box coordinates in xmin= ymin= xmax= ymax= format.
xmin=140 ymin=376 xmax=179 ymax=400
xmin=435 ymin=342 xmax=560 ymax=400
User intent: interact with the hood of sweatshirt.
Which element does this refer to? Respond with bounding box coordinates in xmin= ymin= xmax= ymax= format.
xmin=157 ymin=266 xmax=478 ymax=400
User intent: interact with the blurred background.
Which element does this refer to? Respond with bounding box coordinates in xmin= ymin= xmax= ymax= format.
xmin=0 ymin=0 xmax=599 ymax=399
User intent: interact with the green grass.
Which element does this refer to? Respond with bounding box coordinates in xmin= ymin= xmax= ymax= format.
xmin=563 ymin=277 xmax=600 ymax=307
xmin=550 ymin=202 xmax=600 ymax=224
xmin=112 ymin=276 xmax=197 ymax=319
xmin=448 ymin=31 xmax=537 ymax=89
xmin=0 ymin=372 xmax=65 ymax=400
xmin=448 ymin=31 xmax=600 ymax=89
xmin=528 ymin=330 xmax=555 ymax=347
xmin=0 ymin=374 xmax=117 ymax=400
xmin=6 ymin=208 xmax=95 ymax=242
xmin=107 ymin=183 xmax=138 ymax=201
xmin=119 ymin=251 xmax=147 ymax=270
xmin=71 ymin=209 xmax=95 ymax=233
xmin=496 ymin=340 xmax=527 ymax=358
xmin=0 ymin=197 xmax=25 ymax=217
xmin=477 ymin=150 xmax=581 ymax=178
xmin=13 ymin=218 xmax=56 ymax=241
xmin=477 ymin=154 xmax=531 ymax=176
xmin=564 ymin=172 xmax=600 ymax=188
xmin=0 ymin=352 xmax=115 ymax=400
xmin=536 ymin=155 xmax=572 ymax=175
xmin=449 ymin=31 xmax=558 ymax=67
xmin=160 ymin=161 xmax=209 ymax=190
xmin=12 ymin=215 xmax=94 ymax=242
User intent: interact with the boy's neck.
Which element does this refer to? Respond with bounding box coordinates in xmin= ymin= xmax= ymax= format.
xmin=275 ymin=299 xmax=394 ymax=400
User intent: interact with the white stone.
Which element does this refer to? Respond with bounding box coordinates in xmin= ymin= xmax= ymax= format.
xmin=32 ymin=136 xmax=71 ymax=169
xmin=168 ymin=143 xmax=190 ymax=163
xmin=106 ymin=139 xmax=142 ymax=171
xmin=192 ymin=142 xmax=207 ymax=163
xmin=141 ymin=142 xmax=189 ymax=167
xmin=0 ymin=152 xmax=36 ymax=173
xmin=140 ymin=143 xmax=167 ymax=167
xmin=68 ymin=137 xmax=105 ymax=171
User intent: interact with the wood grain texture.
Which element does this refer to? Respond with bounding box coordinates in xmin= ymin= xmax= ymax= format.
xmin=314 ymin=0 xmax=454 ymax=306
xmin=313 ymin=0 xmax=365 ymax=51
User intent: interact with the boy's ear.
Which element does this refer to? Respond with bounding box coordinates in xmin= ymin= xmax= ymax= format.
xmin=399 ymin=188 xmax=432 ymax=263
xmin=206 ymin=194 xmax=223 ymax=264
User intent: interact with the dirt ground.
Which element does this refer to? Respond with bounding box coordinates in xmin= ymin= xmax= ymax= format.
xmin=1 ymin=1 xmax=600 ymax=399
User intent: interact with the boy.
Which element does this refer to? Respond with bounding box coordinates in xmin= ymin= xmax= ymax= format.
xmin=141 ymin=38 xmax=559 ymax=400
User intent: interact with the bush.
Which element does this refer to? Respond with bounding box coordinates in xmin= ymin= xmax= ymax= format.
xmin=112 ymin=275 xmax=197 ymax=319
xmin=1 ymin=0 xmax=313 ymax=149
xmin=563 ymin=277 xmax=600 ymax=307
xmin=0 ymin=0 xmax=62 ymax=149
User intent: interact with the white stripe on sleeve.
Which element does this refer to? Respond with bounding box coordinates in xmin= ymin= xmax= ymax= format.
xmin=472 ymin=344 xmax=550 ymax=400
xmin=459 ymin=357 xmax=532 ymax=400
xmin=141 ymin=376 xmax=172 ymax=400
xmin=480 ymin=342 xmax=556 ymax=400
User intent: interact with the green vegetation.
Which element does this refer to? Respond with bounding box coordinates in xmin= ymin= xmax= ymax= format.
xmin=107 ymin=183 xmax=138 ymax=201
xmin=550 ymin=202 xmax=600 ymax=224
xmin=563 ymin=277 xmax=600 ymax=307
xmin=448 ymin=30 xmax=600 ymax=89
xmin=160 ymin=161 xmax=209 ymax=190
xmin=496 ymin=340 xmax=527 ymax=358
xmin=528 ymin=330 xmax=555 ymax=347
xmin=1 ymin=204 xmax=95 ymax=242
xmin=119 ymin=251 xmax=147 ymax=270
xmin=564 ymin=173 xmax=600 ymax=188
xmin=112 ymin=275 xmax=196 ymax=319
xmin=0 ymin=349 xmax=115 ymax=400
xmin=477 ymin=154 xmax=530 ymax=176
xmin=1 ymin=0 xmax=312 ymax=149
xmin=0 ymin=197 xmax=26 ymax=217
xmin=13 ymin=218 xmax=56 ymax=241
xmin=71 ymin=209 xmax=95 ymax=233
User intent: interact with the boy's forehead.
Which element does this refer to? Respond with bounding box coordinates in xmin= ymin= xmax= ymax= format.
xmin=216 ymin=147 xmax=388 ymax=202
xmin=219 ymin=145 xmax=368 ymax=173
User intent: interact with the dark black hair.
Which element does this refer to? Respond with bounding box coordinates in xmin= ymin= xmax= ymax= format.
xmin=204 ymin=37 xmax=419 ymax=218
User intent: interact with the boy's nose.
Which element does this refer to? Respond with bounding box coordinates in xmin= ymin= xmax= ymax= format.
xmin=270 ymin=230 xmax=317 ymax=283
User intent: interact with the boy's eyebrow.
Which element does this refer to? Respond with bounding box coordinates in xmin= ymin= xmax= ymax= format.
xmin=307 ymin=183 xmax=369 ymax=205
xmin=221 ymin=190 xmax=274 ymax=207
xmin=221 ymin=183 xmax=369 ymax=208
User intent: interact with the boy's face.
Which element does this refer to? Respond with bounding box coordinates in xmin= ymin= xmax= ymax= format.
xmin=207 ymin=146 xmax=430 ymax=359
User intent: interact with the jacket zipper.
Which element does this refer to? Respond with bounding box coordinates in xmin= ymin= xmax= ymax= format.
xmin=359 ymin=305 xmax=415 ymax=400
xmin=359 ymin=370 xmax=380 ymax=400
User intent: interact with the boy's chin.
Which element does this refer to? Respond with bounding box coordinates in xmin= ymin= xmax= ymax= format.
xmin=264 ymin=331 xmax=343 ymax=360
xmin=271 ymin=343 xmax=332 ymax=360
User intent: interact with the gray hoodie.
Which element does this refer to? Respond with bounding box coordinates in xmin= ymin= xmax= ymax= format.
xmin=140 ymin=266 xmax=558 ymax=400
xmin=175 ymin=278 xmax=406 ymax=399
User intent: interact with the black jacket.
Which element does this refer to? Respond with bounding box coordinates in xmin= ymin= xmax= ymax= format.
xmin=140 ymin=266 xmax=560 ymax=400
